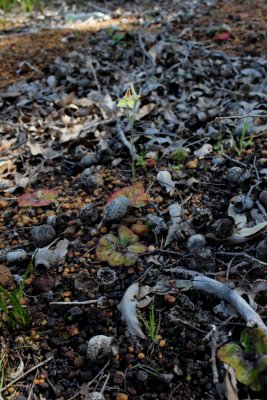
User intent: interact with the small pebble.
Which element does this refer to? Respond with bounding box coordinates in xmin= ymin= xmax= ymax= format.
xmin=137 ymin=352 xmax=145 ymax=360
xmin=163 ymin=294 xmax=176 ymax=305
xmin=186 ymin=159 xmax=198 ymax=169
xmin=31 ymin=224 xmax=56 ymax=247
xmin=113 ymin=371 xmax=125 ymax=385
xmin=115 ymin=394 xmax=128 ymax=400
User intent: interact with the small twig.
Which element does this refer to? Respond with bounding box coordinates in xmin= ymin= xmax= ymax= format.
xmin=222 ymin=152 xmax=247 ymax=167
xmin=137 ymin=33 xmax=155 ymax=73
xmin=216 ymin=251 xmax=267 ymax=267
xmin=117 ymin=121 xmax=138 ymax=160
xmin=208 ymin=114 xmax=267 ymax=125
xmin=1 ymin=357 xmax=53 ymax=393
xmin=49 ymin=296 xmax=106 ymax=306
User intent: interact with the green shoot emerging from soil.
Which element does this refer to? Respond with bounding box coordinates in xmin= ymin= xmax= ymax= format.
xmin=140 ymin=301 xmax=161 ymax=342
xmin=231 ymin=119 xmax=253 ymax=155
xmin=118 ymin=84 xmax=140 ymax=183
xmin=0 ymin=0 xmax=40 ymax=12
xmin=0 ymin=256 xmax=33 ymax=333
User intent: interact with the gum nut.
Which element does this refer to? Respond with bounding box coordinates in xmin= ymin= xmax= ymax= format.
xmin=6 ymin=249 xmax=28 ymax=264
xmin=192 ymin=207 xmax=213 ymax=228
xmin=87 ymin=335 xmax=114 ymax=361
xmin=35 ymin=247 xmax=58 ymax=270
xmin=187 ymin=234 xmax=206 ymax=253
xmin=234 ymin=195 xmax=253 ymax=213
xmin=85 ymin=393 xmax=104 ymax=400
xmin=210 ymin=219 xmax=234 ymax=240
xmin=103 ymin=196 xmax=130 ymax=221
xmin=97 ymin=267 xmax=117 ymax=285
xmin=81 ymin=173 xmax=104 ymax=193
xmin=80 ymin=203 xmax=99 ymax=224
xmin=226 ymin=167 xmax=250 ymax=184
xmin=81 ymin=153 xmax=98 ymax=167
xmin=31 ymin=224 xmax=56 ymax=247
xmin=256 ymin=238 xmax=267 ymax=260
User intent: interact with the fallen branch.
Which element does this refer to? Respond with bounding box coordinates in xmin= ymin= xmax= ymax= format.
xmin=154 ymin=271 xmax=267 ymax=334
xmin=192 ymin=275 xmax=267 ymax=334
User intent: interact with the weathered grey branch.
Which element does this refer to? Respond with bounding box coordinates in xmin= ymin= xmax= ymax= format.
xmin=192 ymin=275 xmax=267 ymax=334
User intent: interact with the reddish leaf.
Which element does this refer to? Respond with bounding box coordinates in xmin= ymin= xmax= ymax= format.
xmin=17 ymin=189 xmax=58 ymax=207
xmin=214 ymin=31 xmax=231 ymax=41
xmin=108 ymin=182 xmax=149 ymax=208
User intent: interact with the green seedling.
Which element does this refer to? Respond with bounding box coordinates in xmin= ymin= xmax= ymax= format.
xmin=0 ymin=257 xmax=33 ymax=333
xmin=96 ymin=225 xmax=147 ymax=267
xmin=140 ymin=301 xmax=161 ymax=342
xmin=0 ymin=0 xmax=40 ymax=12
xmin=217 ymin=327 xmax=267 ymax=392
xmin=118 ymin=84 xmax=140 ymax=183
xmin=112 ymin=31 xmax=126 ymax=44
xmin=214 ymin=132 xmax=223 ymax=152
xmin=231 ymin=119 xmax=253 ymax=155
xmin=171 ymin=148 xmax=188 ymax=162
xmin=108 ymin=182 xmax=149 ymax=208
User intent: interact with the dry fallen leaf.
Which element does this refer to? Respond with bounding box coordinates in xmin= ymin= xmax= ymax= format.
xmin=117 ymin=283 xmax=146 ymax=339
xmin=157 ymin=171 xmax=176 ymax=196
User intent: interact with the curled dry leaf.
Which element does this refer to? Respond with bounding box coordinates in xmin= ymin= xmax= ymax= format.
xmin=117 ymin=283 xmax=147 ymax=339
xmin=35 ymin=239 xmax=69 ymax=270
xmin=194 ymin=143 xmax=213 ymax=159
xmin=164 ymin=202 xmax=182 ymax=248
xmin=157 ymin=171 xmax=176 ymax=196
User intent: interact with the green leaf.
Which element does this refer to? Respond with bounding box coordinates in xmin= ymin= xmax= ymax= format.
xmin=217 ymin=343 xmax=256 ymax=386
xmin=240 ymin=327 xmax=267 ymax=357
xmin=118 ymin=226 xmax=138 ymax=247
xmin=124 ymin=252 xmax=139 ymax=266
xmin=107 ymin=251 xmax=125 ymax=267
xmin=96 ymin=234 xmax=119 ymax=261
xmin=127 ymin=243 xmax=147 ymax=254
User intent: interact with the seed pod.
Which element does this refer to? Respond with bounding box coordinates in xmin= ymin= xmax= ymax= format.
xmin=103 ymin=196 xmax=130 ymax=221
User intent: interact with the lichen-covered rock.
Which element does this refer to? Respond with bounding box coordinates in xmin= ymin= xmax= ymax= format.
xmin=87 ymin=335 xmax=115 ymax=361
xmin=103 ymin=196 xmax=130 ymax=221
xmin=31 ymin=224 xmax=56 ymax=247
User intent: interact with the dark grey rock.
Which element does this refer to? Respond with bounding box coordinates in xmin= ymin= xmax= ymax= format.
xmin=80 ymin=173 xmax=104 ymax=193
xmin=80 ymin=203 xmax=99 ymax=225
xmin=31 ymin=224 xmax=56 ymax=247
xmin=81 ymin=153 xmax=98 ymax=167
xmin=210 ymin=219 xmax=234 ymax=240
xmin=227 ymin=167 xmax=250 ymax=184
